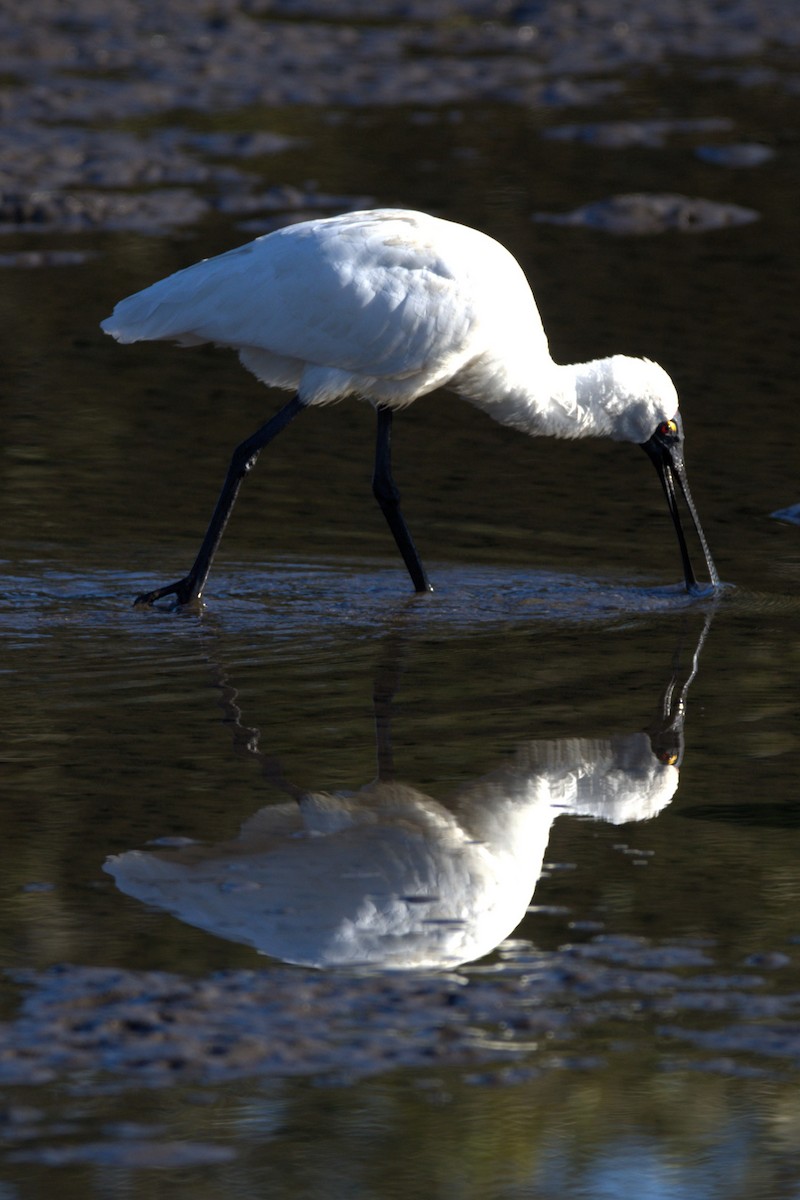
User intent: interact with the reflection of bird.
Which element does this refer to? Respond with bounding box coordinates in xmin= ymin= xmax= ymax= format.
xmin=101 ymin=208 xmax=718 ymax=607
xmin=105 ymin=733 xmax=678 ymax=971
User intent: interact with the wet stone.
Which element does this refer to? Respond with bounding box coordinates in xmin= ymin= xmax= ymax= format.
xmin=771 ymin=505 xmax=800 ymax=525
xmin=0 ymin=189 xmax=209 ymax=234
xmin=742 ymin=952 xmax=792 ymax=970
xmin=3 ymin=930 xmax=800 ymax=1090
xmin=533 ymin=193 xmax=760 ymax=235
xmin=0 ymin=0 xmax=796 ymax=237
xmin=9 ymin=1138 xmax=237 ymax=1167
xmin=2 ymin=3 xmax=800 ymax=130
xmin=542 ymin=117 xmax=733 ymax=148
xmin=0 ymin=249 xmax=94 ymax=268
xmin=695 ymin=142 xmax=776 ymax=167
xmin=179 ymin=130 xmax=306 ymax=157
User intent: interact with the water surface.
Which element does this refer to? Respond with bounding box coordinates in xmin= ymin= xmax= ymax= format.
xmin=1 ymin=4 xmax=800 ymax=1196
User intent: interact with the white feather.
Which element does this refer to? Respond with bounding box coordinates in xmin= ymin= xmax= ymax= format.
xmin=101 ymin=208 xmax=678 ymax=442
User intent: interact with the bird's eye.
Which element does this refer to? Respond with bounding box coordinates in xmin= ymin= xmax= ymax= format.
xmin=657 ymin=418 xmax=679 ymax=439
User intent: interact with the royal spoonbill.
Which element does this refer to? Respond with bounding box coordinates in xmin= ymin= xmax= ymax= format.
xmin=101 ymin=208 xmax=718 ymax=606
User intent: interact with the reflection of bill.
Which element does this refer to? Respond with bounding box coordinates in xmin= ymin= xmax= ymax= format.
xmin=107 ymin=730 xmax=679 ymax=972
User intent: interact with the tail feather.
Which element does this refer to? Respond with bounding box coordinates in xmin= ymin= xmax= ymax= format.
xmin=101 ymin=273 xmax=209 ymax=345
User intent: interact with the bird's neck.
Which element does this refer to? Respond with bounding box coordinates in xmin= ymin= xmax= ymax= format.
xmin=456 ymin=356 xmax=624 ymax=441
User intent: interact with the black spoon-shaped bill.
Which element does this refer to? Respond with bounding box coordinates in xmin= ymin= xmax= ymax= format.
xmin=641 ymin=416 xmax=719 ymax=595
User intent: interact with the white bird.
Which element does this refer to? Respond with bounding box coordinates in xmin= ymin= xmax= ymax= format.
xmin=101 ymin=208 xmax=718 ymax=606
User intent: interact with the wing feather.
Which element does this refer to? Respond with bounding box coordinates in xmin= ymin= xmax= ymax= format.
xmin=102 ymin=211 xmax=476 ymax=383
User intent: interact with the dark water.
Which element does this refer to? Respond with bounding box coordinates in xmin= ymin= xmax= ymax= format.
xmin=2 ymin=11 xmax=800 ymax=1197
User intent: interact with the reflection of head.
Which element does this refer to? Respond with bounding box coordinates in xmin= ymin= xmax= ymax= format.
xmin=106 ymin=732 xmax=678 ymax=971
xmin=491 ymin=733 xmax=679 ymax=826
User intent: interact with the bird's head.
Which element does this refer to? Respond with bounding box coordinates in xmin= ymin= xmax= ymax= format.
xmin=581 ymin=355 xmax=718 ymax=595
xmin=600 ymin=356 xmax=680 ymax=444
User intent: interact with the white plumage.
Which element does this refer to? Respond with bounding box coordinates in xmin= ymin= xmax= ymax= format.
xmin=101 ymin=208 xmax=717 ymax=605
xmin=104 ymin=209 xmax=548 ymax=409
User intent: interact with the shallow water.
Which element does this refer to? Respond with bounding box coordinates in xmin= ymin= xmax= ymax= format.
xmin=2 ymin=3 xmax=800 ymax=1196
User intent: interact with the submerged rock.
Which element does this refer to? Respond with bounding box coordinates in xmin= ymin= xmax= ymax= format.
xmin=533 ymin=193 xmax=759 ymax=235
xmin=695 ymin=142 xmax=775 ymax=167
xmin=771 ymin=504 xmax=800 ymax=525
xmin=0 ymin=249 xmax=95 ymax=267
xmin=543 ymin=117 xmax=733 ymax=149
xmin=0 ymin=189 xmax=209 ymax=234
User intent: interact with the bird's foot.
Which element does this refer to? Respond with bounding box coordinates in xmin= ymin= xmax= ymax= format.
xmin=133 ymin=575 xmax=201 ymax=609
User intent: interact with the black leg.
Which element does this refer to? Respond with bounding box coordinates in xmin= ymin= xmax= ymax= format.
xmin=372 ymin=406 xmax=432 ymax=593
xmin=135 ymin=393 xmax=306 ymax=607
